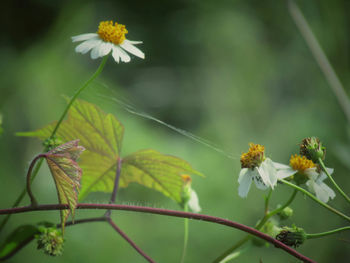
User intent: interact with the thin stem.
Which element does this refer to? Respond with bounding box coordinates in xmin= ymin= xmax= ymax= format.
xmin=0 ymin=203 xmax=316 ymax=263
xmin=264 ymin=190 xmax=272 ymax=215
xmin=51 ymin=55 xmax=109 ymax=137
xmin=306 ymin=226 xmax=350 ymax=239
xmin=288 ymin=0 xmax=350 ymax=123
xmin=318 ymin=158 xmax=350 ymax=203
xmin=107 ymin=217 xmax=155 ymax=263
xmin=180 ymin=204 xmax=189 ymax=263
xmin=213 ymin=189 xmax=297 ymax=263
xmin=105 ymin=157 xmax=122 ymax=218
xmin=0 ymin=56 xmax=109 ymax=235
xmin=26 ymin=154 xmax=46 ymax=206
xmin=280 ymin=179 xmax=350 ymax=222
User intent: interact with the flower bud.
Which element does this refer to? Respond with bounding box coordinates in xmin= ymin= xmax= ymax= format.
xmin=36 ymin=227 xmax=64 ymax=256
xmin=43 ymin=136 xmax=64 ymax=151
xmin=276 ymin=226 xmax=306 ymax=248
xmin=300 ymin=137 xmax=326 ymax=163
xmin=277 ymin=206 xmax=293 ymax=220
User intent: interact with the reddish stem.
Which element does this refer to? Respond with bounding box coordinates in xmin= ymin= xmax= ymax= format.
xmin=0 ymin=203 xmax=316 ymax=263
xmin=26 ymin=154 xmax=46 ymax=206
xmin=107 ymin=218 xmax=155 ymax=263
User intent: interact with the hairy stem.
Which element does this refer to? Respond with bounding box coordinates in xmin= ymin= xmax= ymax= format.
xmin=288 ymin=0 xmax=350 ymax=123
xmin=280 ymin=179 xmax=350 ymax=222
xmin=0 ymin=203 xmax=316 ymax=263
xmin=26 ymin=154 xmax=46 ymax=206
xmin=213 ymin=189 xmax=297 ymax=263
xmin=318 ymin=158 xmax=350 ymax=204
xmin=107 ymin=218 xmax=155 ymax=263
xmin=105 ymin=158 xmax=122 ymax=218
xmin=306 ymin=226 xmax=350 ymax=239
xmin=0 ymin=56 xmax=109 ymax=235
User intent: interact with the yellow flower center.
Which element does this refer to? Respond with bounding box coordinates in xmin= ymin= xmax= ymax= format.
xmin=240 ymin=143 xmax=265 ymax=169
xmin=181 ymin=174 xmax=192 ymax=184
xmin=97 ymin=20 xmax=128 ymax=45
xmin=289 ymin=154 xmax=315 ymax=172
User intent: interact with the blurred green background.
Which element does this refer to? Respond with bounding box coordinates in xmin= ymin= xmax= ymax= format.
xmin=1 ymin=0 xmax=349 ymax=262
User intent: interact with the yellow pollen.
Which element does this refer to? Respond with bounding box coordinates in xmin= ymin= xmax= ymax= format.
xmin=240 ymin=143 xmax=265 ymax=169
xmin=181 ymin=174 xmax=192 ymax=184
xmin=97 ymin=20 xmax=128 ymax=45
xmin=289 ymin=154 xmax=316 ymax=172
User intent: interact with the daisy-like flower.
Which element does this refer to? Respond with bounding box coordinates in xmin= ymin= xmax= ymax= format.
xmin=181 ymin=175 xmax=201 ymax=213
xmin=72 ymin=20 xmax=144 ymax=63
xmin=276 ymin=154 xmax=335 ymax=203
xmin=238 ymin=143 xmax=279 ymax=198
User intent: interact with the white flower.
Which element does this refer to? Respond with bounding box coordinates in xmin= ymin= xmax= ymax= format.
xmin=72 ymin=20 xmax=144 ymax=63
xmin=188 ymin=189 xmax=201 ymax=213
xmin=275 ymin=154 xmax=335 ymax=203
xmin=306 ymin=168 xmax=335 ymax=203
xmin=238 ymin=158 xmax=279 ymax=198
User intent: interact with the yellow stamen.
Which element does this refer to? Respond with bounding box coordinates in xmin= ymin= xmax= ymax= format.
xmin=97 ymin=20 xmax=128 ymax=45
xmin=181 ymin=174 xmax=192 ymax=184
xmin=240 ymin=143 xmax=265 ymax=169
xmin=289 ymin=154 xmax=315 ymax=172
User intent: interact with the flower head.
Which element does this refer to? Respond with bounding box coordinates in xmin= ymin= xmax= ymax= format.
xmin=300 ymin=137 xmax=326 ymax=163
xmin=72 ymin=20 xmax=145 ymax=63
xmin=238 ymin=143 xmax=279 ymax=198
xmin=181 ymin=174 xmax=201 ymax=213
xmin=276 ymin=225 xmax=306 ymax=248
xmin=36 ymin=227 xmax=64 ymax=256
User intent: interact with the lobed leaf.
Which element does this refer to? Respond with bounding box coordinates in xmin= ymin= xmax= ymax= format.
xmin=17 ymin=99 xmax=202 ymax=203
xmin=44 ymin=140 xmax=85 ymax=232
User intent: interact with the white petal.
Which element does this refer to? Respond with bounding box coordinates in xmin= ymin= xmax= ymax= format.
xmin=272 ymin=162 xmax=291 ymax=170
xmin=72 ymin=33 xmax=99 ymax=42
xmin=304 ymin=167 xmax=318 ymax=179
xmin=112 ymin=46 xmax=120 ymax=63
xmin=276 ymin=167 xmax=296 ymax=179
xmin=115 ymin=46 xmax=131 ymax=62
xmin=320 ymin=183 xmax=336 ymax=200
xmin=91 ymin=42 xmax=103 ymax=59
xmin=253 ymin=173 xmax=269 ymax=190
xmin=326 ymin=167 xmax=334 ymax=175
xmin=120 ymin=41 xmax=145 ymax=59
xmin=75 ymin=39 xmax=101 ymax=54
xmin=124 ymin=39 xmax=143 ymax=45
xmin=98 ymin=42 xmax=113 ymax=57
xmin=238 ymin=170 xmax=253 ymax=198
xmin=262 ymin=158 xmax=278 ymax=187
xmin=188 ymin=190 xmax=201 ymax=213
xmin=306 ymin=180 xmax=335 ymax=203
xmin=238 ymin=168 xmax=249 ymax=183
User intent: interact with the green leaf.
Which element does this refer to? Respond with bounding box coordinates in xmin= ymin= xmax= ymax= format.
xmin=44 ymin=140 xmax=85 ymax=232
xmin=121 ymin=149 xmax=203 ymax=203
xmin=0 ymin=225 xmax=39 ymax=260
xmin=17 ymin=99 xmax=202 ymax=203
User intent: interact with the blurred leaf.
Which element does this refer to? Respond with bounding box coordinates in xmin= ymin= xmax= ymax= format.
xmin=122 ymin=149 xmax=203 ymax=203
xmin=0 ymin=225 xmax=39 ymax=260
xmin=0 ymin=114 xmax=3 ymax=136
xmin=17 ymin=99 xmax=202 ymax=202
xmin=44 ymin=140 xmax=85 ymax=232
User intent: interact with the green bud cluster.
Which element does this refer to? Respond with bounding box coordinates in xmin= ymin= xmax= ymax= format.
xmin=276 ymin=225 xmax=306 ymax=248
xmin=43 ymin=136 xmax=63 ymax=150
xmin=36 ymin=227 xmax=64 ymax=256
xmin=300 ymin=137 xmax=326 ymax=163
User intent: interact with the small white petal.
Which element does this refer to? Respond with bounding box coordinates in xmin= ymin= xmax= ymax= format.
xmin=238 ymin=170 xmax=253 ymax=198
xmin=72 ymin=33 xmax=99 ymax=42
xmin=120 ymin=41 xmax=145 ymax=59
xmin=304 ymin=167 xmax=318 ymax=179
xmin=188 ymin=190 xmax=201 ymax=213
xmin=115 ymin=46 xmax=131 ymax=62
xmin=124 ymin=39 xmax=143 ymax=45
xmin=253 ymin=172 xmax=269 ymax=190
xmin=98 ymin=42 xmax=113 ymax=57
xmin=320 ymin=183 xmax=336 ymax=200
xmin=75 ymin=39 xmax=101 ymax=54
xmin=238 ymin=168 xmax=249 ymax=183
xmin=112 ymin=46 xmax=120 ymax=63
xmin=91 ymin=43 xmax=103 ymax=59
xmin=276 ymin=167 xmax=296 ymax=179
xmin=326 ymin=167 xmax=334 ymax=175
xmin=262 ymin=158 xmax=278 ymax=187
xmin=272 ymin=162 xmax=290 ymax=170
xmin=306 ymin=180 xmax=335 ymax=203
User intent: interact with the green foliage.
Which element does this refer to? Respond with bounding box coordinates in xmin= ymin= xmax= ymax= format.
xmin=18 ymin=99 xmax=202 ymax=203
xmin=0 ymin=225 xmax=39 ymax=260
xmin=44 ymin=140 xmax=85 ymax=232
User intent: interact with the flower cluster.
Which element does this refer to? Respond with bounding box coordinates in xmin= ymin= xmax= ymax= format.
xmin=237 ymin=138 xmax=335 ymax=203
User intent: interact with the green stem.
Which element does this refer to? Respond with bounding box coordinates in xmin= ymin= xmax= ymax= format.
xmin=280 ymin=179 xmax=350 ymax=223
xmin=0 ymin=55 xmax=109 ymax=235
xmin=264 ymin=190 xmax=272 ymax=215
xmin=306 ymin=226 xmax=350 ymax=239
xmin=180 ymin=204 xmax=189 ymax=263
xmin=213 ymin=189 xmax=297 ymax=263
xmin=318 ymin=158 xmax=350 ymax=204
